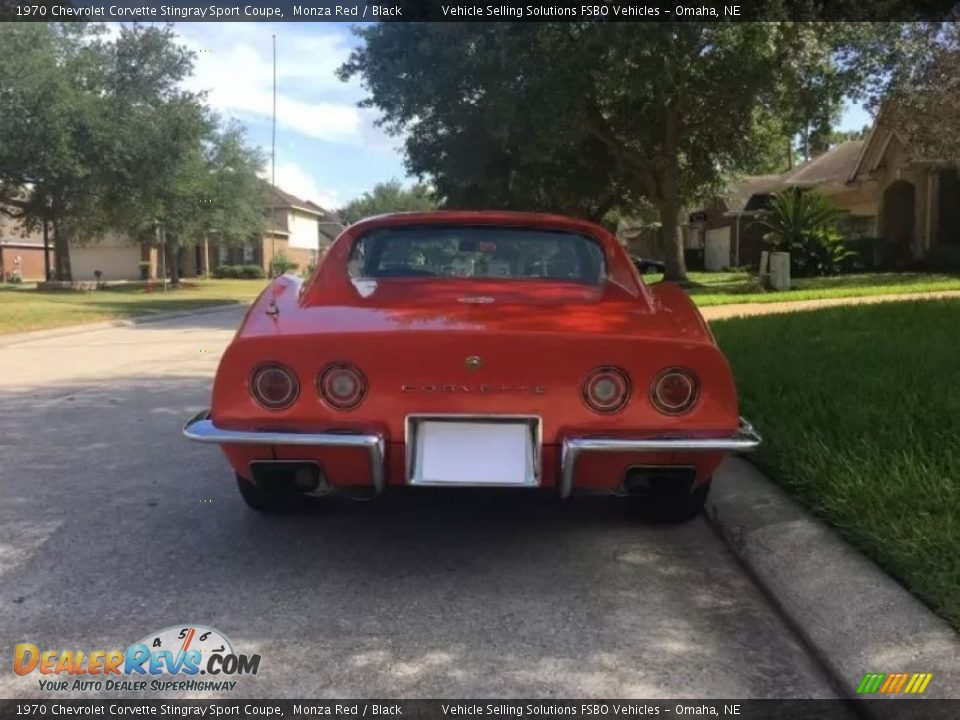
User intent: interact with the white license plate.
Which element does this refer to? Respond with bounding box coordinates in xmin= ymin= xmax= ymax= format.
xmin=409 ymin=419 xmax=538 ymax=487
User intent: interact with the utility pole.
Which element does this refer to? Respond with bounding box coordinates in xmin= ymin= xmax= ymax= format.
xmin=270 ymin=32 xmax=277 ymax=278
xmin=42 ymin=219 xmax=50 ymax=281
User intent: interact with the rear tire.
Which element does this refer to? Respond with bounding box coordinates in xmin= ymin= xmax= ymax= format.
xmin=628 ymin=477 xmax=711 ymax=523
xmin=235 ymin=473 xmax=301 ymax=514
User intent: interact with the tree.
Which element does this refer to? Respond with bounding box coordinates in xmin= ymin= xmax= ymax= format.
xmin=0 ymin=23 xmax=265 ymax=283
xmin=201 ymin=124 xmax=268 ymax=248
xmin=882 ymin=23 xmax=960 ymax=164
xmin=108 ymin=107 xmax=266 ymax=285
xmin=338 ymin=180 xmax=436 ymax=224
xmin=0 ymin=22 xmax=206 ymax=281
xmin=340 ymin=23 xmax=898 ymax=280
xmin=97 ymin=24 xmax=213 ymax=286
xmin=828 ymin=126 xmax=872 ymax=145
xmin=0 ymin=23 xmax=115 ymax=280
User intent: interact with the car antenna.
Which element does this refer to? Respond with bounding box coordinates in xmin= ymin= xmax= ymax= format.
xmin=267 ymin=32 xmax=279 ymax=320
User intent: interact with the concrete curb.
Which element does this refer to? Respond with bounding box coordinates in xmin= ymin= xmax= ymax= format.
xmin=0 ymin=302 xmax=248 ymax=347
xmin=707 ymin=457 xmax=960 ymax=707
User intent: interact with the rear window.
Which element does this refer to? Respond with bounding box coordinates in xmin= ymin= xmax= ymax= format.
xmin=348 ymin=226 xmax=606 ymax=284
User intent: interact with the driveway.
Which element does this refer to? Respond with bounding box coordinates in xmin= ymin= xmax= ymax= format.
xmin=0 ymin=308 xmax=838 ymax=699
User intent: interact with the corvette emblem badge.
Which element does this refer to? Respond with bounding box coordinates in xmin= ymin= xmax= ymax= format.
xmin=465 ymin=355 xmax=483 ymax=371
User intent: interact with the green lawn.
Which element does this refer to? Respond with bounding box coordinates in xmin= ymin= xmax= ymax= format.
xmin=712 ymin=301 xmax=960 ymax=628
xmin=647 ymin=271 xmax=960 ymax=306
xmin=0 ymin=279 xmax=268 ymax=335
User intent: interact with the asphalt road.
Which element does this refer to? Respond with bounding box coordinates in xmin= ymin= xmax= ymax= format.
xmin=0 ymin=308 xmax=839 ymax=699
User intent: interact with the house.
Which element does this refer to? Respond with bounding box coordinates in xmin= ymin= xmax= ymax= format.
xmin=65 ymin=185 xmax=337 ymax=281
xmin=0 ymin=212 xmax=52 ymax=281
xmin=684 ymin=142 xmax=871 ymax=269
xmin=71 ymin=232 xmax=158 ymax=282
xmin=684 ymin=174 xmax=786 ymax=271
xmin=846 ymin=119 xmax=959 ymax=263
xmin=203 ymin=186 xmax=340 ymax=278
xmin=685 ymin=121 xmax=960 ymax=270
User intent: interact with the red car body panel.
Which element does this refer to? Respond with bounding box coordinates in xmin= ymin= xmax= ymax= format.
xmin=208 ymin=211 xmax=741 ymax=492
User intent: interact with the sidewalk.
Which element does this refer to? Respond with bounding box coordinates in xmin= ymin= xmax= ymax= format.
xmin=699 ymin=289 xmax=960 ymax=321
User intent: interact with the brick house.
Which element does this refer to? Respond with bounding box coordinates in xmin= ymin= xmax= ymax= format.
xmin=0 ymin=213 xmax=53 ymax=281
xmin=65 ymin=185 xmax=337 ymax=281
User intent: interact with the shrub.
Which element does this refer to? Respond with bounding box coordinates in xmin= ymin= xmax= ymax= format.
xmin=215 ymin=264 xmax=265 ymax=279
xmin=239 ymin=264 xmax=265 ymax=279
xmin=138 ymin=261 xmax=151 ymax=280
xmin=214 ymin=265 xmax=238 ymax=279
xmin=213 ymin=265 xmax=236 ymax=279
xmin=270 ymin=252 xmax=299 ymax=276
xmin=924 ymin=244 xmax=960 ymax=272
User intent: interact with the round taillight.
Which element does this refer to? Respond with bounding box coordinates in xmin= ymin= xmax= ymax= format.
xmin=250 ymin=364 xmax=299 ymax=410
xmin=581 ymin=367 xmax=631 ymax=414
xmin=650 ymin=368 xmax=699 ymax=415
xmin=318 ymin=363 xmax=367 ymax=410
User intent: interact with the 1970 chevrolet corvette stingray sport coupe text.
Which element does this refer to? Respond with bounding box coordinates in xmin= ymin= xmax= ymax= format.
xmin=184 ymin=211 xmax=760 ymax=520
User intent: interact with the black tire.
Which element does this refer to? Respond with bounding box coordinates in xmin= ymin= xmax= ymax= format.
xmin=628 ymin=478 xmax=711 ymax=523
xmin=235 ymin=473 xmax=301 ymax=514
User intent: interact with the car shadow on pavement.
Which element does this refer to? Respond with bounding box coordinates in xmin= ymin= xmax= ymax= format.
xmin=0 ymin=375 xmax=839 ymax=699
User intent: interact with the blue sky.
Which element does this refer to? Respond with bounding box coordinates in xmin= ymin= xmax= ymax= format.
xmin=175 ymin=22 xmax=407 ymax=210
xmin=174 ymin=22 xmax=873 ymax=211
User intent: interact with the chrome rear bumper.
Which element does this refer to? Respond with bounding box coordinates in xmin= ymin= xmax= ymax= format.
xmin=184 ymin=410 xmax=759 ymax=500
xmin=182 ymin=410 xmax=386 ymax=495
xmin=558 ymin=417 xmax=761 ymax=498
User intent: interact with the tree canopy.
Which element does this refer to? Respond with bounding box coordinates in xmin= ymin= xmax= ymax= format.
xmin=0 ymin=22 xmax=265 ymax=281
xmin=883 ymin=23 xmax=960 ymax=164
xmin=338 ymin=180 xmax=436 ymax=224
xmin=340 ymin=22 xmax=905 ymax=280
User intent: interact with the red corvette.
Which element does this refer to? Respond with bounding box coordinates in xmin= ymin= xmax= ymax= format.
xmin=184 ymin=211 xmax=760 ymax=520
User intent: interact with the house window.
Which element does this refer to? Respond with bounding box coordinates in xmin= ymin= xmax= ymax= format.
xmin=243 ymin=244 xmax=255 ymax=263
xmin=218 ymin=246 xmax=229 ymax=264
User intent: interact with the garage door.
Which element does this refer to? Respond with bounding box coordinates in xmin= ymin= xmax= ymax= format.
xmin=71 ymin=244 xmax=142 ymax=281
xmin=704 ymin=227 xmax=731 ymax=271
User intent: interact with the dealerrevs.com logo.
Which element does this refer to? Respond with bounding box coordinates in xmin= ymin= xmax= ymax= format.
xmin=14 ymin=625 xmax=261 ymax=693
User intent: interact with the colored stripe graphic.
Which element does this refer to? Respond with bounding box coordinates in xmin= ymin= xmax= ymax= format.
xmin=904 ymin=674 xmax=920 ymax=694
xmin=857 ymin=672 xmax=932 ymax=694
xmin=857 ymin=673 xmax=885 ymax=694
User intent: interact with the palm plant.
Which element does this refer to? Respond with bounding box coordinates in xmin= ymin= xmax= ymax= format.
xmin=758 ymin=189 xmax=845 ymax=248
xmin=756 ymin=189 xmax=852 ymax=276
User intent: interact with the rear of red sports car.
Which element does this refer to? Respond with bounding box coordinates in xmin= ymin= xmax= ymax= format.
xmin=184 ymin=211 xmax=759 ymax=521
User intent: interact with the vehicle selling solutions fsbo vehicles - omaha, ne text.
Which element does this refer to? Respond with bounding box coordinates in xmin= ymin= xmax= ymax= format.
xmin=183 ymin=211 xmax=760 ymax=520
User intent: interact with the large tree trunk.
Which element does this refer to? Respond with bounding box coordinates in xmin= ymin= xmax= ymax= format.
xmin=657 ymin=200 xmax=688 ymax=282
xmin=165 ymin=241 xmax=181 ymax=286
xmin=52 ymin=217 xmax=72 ymax=281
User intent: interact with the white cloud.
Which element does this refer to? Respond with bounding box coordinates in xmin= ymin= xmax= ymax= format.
xmin=264 ymin=160 xmax=340 ymax=210
xmin=177 ymin=23 xmax=362 ymax=144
